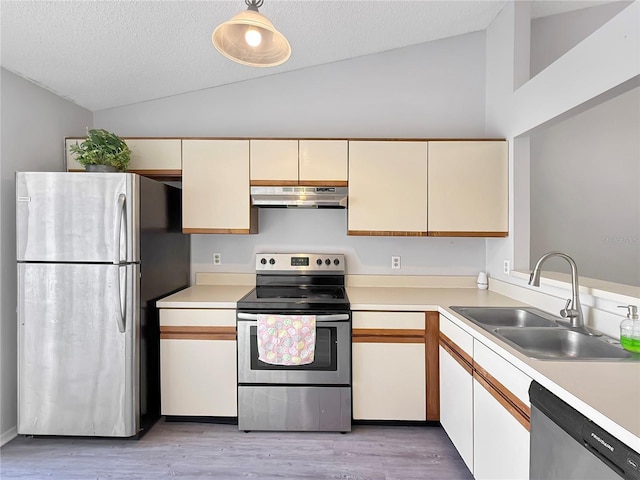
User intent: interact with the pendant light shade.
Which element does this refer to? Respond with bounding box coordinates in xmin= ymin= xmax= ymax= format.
xmin=212 ymin=0 xmax=291 ymax=67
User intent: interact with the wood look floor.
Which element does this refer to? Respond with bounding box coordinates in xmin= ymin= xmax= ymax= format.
xmin=0 ymin=420 xmax=472 ymax=479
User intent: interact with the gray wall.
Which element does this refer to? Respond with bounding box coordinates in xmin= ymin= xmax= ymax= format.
xmin=0 ymin=68 xmax=92 ymax=444
xmin=96 ymin=32 xmax=489 ymax=278
xmin=530 ymin=85 xmax=640 ymax=286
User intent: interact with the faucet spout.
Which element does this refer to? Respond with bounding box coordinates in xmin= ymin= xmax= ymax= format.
xmin=528 ymin=252 xmax=595 ymax=335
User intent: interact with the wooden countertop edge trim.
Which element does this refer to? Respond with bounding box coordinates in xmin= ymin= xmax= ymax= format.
xmin=473 ymin=363 xmax=531 ymax=432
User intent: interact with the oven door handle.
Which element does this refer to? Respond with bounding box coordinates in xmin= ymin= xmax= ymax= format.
xmin=237 ymin=313 xmax=349 ymax=322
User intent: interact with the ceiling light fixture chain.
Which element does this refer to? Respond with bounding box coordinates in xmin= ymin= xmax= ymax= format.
xmin=245 ymin=0 xmax=264 ymax=12
xmin=212 ymin=0 xmax=291 ymax=67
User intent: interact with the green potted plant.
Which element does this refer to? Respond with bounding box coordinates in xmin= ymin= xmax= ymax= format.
xmin=69 ymin=128 xmax=131 ymax=172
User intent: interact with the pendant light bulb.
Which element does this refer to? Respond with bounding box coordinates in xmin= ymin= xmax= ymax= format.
xmin=245 ymin=28 xmax=262 ymax=47
xmin=212 ymin=0 xmax=291 ymax=67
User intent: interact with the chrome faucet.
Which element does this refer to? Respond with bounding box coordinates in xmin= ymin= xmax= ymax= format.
xmin=529 ymin=252 xmax=598 ymax=336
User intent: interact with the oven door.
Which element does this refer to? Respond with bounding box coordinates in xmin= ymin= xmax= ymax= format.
xmin=237 ymin=313 xmax=351 ymax=385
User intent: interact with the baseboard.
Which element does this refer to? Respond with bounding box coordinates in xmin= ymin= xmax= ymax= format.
xmin=1 ymin=426 xmax=17 ymax=446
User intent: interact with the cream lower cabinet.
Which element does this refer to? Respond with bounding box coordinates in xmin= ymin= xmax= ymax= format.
xmin=473 ymin=341 xmax=531 ymax=480
xmin=439 ymin=315 xmax=531 ymax=479
xmin=65 ymin=137 xmax=182 ymax=176
xmin=182 ymin=139 xmax=257 ymax=234
xmin=348 ymin=141 xmax=428 ymax=236
xmin=439 ymin=316 xmax=474 ymax=473
xmin=427 ymin=141 xmax=508 ymax=237
xmin=352 ymin=311 xmax=435 ymax=421
xmin=160 ymin=309 xmax=237 ymax=417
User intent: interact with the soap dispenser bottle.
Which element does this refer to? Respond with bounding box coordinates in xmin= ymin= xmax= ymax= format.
xmin=619 ymin=305 xmax=640 ymax=353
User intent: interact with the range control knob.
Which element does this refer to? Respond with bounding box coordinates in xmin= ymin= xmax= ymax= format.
xmin=334 ymin=258 xmax=340 ymax=266
xmin=325 ymin=258 xmax=331 ymax=266
xmin=260 ymin=258 xmax=267 ymax=265
xmin=316 ymin=258 xmax=323 ymax=266
xmin=269 ymin=258 xmax=276 ymax=265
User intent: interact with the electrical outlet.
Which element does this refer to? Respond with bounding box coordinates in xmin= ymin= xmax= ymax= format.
xmin=213 ymin=253 xmax=222 ymax=265
xmin=503 ymin=259 xmax=510 ymax=275
xmin=391 ymin=256 xmax=401 ymax=269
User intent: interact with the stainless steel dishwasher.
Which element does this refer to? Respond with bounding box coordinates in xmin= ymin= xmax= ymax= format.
xmin=529 ymin=381 xmax=640 ymax=480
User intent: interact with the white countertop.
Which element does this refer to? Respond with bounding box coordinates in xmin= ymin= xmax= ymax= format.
xmin=156 ymin=285 xmax=253 ymax=309
xmin=156 ymin=283 xmax=640 ymax=451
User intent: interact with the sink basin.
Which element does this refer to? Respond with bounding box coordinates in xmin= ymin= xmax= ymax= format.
xmin=451 ymin=306 xmax=560 ymax=329
xmin=494 ymin=327 xmax=634 ymax=360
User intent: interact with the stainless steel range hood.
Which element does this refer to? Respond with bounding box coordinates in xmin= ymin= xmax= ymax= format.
xmin=250 ymin=186 xmax=348 ymax=208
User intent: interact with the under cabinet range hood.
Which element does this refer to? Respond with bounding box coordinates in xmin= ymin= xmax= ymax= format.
xmin=250 ymin=186 xmax=348 ymax=208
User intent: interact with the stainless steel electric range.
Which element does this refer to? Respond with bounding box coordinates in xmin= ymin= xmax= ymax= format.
xmin=236 ymin=253 xmax=351 ymax=432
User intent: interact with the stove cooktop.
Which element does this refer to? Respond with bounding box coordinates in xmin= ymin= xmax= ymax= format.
xmin=237 ymin=285 xmax=350 ymax=313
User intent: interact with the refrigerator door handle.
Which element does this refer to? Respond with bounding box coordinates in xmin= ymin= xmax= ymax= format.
xmin=116 ymin=265 xmax=127 ymax=333
xmin=114 ymin=193 xmax=126 ymax=265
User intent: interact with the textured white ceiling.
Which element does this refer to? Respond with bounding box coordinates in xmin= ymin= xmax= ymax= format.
xmin=0 ymin=0 xmax=618 ymax=111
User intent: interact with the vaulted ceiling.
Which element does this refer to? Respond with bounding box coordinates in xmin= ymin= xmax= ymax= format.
xmin=0 ymin=1 xmax=615 ymax=111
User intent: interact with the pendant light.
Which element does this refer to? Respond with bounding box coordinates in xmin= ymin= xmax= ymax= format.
xmin=212 ymin=0 xmax=291 ymax=67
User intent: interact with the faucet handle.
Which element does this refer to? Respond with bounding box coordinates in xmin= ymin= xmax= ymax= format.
xmin=560 ymin=299 xmax=576 ymax=318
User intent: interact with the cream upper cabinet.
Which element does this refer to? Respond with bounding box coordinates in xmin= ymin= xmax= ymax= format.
xmin=348 ymin=141 xmax=428 ymax=235
xmin=427 ymin=141 xmax=508 ymax=236
xmin=125 ymin=139 xmax=182 ymax=173
xmin=298 ymin=140 xmax=348 ymax=184
xmin=250 ymin=139 xmax=299 ymax=183
xmin=182 ymin=139 xmax=257 ymax=234
xmin=65 ymin=137 xmax=182 ymax=174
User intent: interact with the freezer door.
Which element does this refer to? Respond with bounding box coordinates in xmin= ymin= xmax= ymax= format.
xmin=16 ymin=172 xmax=139 ymax=263
xmin=17 ymin=262 xmax=139 ymax=437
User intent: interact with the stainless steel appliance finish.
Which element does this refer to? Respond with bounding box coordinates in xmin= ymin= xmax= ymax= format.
xmin=250 ymin=186 xmax=348 ymax=208
xmin=236 ymin=253 xmax=351 ymax=432
xmin=16 ymin=172 xmax=190 ymax=438
xmin=238 ymin=386 xmax=352 ymax=432
xmin=530 ymin=381 xmax=640 ymax=480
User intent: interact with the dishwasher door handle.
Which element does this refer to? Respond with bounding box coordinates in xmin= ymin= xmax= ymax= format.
xmin=237 ymin=313 xmax=349 ymax=322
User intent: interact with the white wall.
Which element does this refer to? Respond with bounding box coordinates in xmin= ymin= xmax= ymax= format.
xmin=484 ymin=2 xmax=639 ymax=333
xmin=96 ymin=32 xmax=489 ymax=279
xmin=0 ymin=68 xmax=92 ymax=445
xmin=96 ymin=33 xmax=486 ymax=139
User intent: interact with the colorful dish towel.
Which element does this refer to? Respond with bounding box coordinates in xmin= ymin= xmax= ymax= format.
xmin=257 ymin=314 xmax=316 ymax=366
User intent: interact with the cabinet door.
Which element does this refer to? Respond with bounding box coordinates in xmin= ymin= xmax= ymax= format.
xmin=348 ymin=141 xmax=428 ymax=235
xmin=65 ymin=138 xmax=182 ymax=174
xmin=160 ymin=338 xmax=237 ymax=416
xmin=182 ymin=139 xmax=257 ymax=234
xmin=428 ymin=141 xmax=508 ymax=236
xmin=298 ymin=140 xmax=348 ymax=185
xmin=439 ymin=346 xmax=473 ymax=472
xmin=250 ymin=139 xmax=298 ymax=184
xmin=352 ymin=311 xmax=426 ymax=421
xmin=473 ymin=340 xmax=531 ymax=480
xmin=473 ymin=377 xmax=530 ymax=480
xmin=65 ymin=138 xmax=83 ymax=171
xmin=160 ymin=309 xmax=237 ymax=417
xmin=126 ymin=139 xmax=181 ymax=173
xmin=352 ymin=342 xmax=426 ymax=420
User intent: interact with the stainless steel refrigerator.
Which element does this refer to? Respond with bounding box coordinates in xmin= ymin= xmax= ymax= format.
xmin=16 ymin=172 xmax=190 ymax=437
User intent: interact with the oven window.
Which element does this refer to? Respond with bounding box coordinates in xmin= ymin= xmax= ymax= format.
xmin=249 ymin=326 xmax=337 ymax=371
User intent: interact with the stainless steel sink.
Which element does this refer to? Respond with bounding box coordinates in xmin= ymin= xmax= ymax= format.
xmin=494 ymin=327 xmax=634 ymax=360
xmin=451 ymin=306 xmax=560 ymax=329
xmin=450 ymin=306 xmax=639 ymax=361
